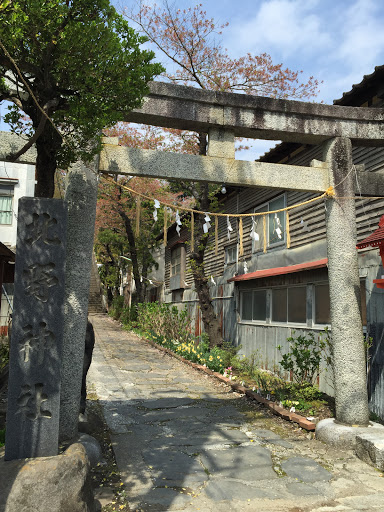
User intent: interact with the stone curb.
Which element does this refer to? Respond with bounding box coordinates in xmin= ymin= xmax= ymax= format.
xmin=142 ymin=335 xmax=316 ymax=432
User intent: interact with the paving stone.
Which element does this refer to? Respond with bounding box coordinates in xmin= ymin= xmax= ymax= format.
xmin=132 ymin=487 xmax=196 ymax=511
xmin=286 ymin=481 xmax=323 ymax=496
xmin=268 ymin=439 xmax=294 ymax=449
xmin=249 ymin=428 xmax=282 ymax=440
xmin=281 ymin=456 xmax=332 ymax=483
xmin=142 ymin=397 xmax=194 ymax=409
xmin=148 ymin=428 xmax=249 ymax=450
xmin=199 ymin=445 xmax=277 ymax=480
xmin=209 ymin=405 xmax=244 ymax=419
xmin=141 ymin=406 xmax=213 ymax=422
xmin=142 ymin=448 xmax=208 ymax=487
xmin=204 ymin=479 xmax=280 ymax=501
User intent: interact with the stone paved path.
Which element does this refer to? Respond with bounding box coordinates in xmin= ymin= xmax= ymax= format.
xmin=88 ymin=314 xmax=384 ymax=511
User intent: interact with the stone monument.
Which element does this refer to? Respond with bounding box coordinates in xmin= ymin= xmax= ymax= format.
xmin=5 ymin=197 xmax=67 ymax=460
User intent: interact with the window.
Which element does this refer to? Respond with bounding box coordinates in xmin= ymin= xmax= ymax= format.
xmin=241 ymin=285 xmax=306 ymax=324
xmin=0 ymin=185 xmax=13 ymax=225
xmin=171 ymin=246 xmax=182 ymax=276
xmin=253 ymin=194 xmax=286 ymax=251
xmin=225 ymin=244 xmax=237 ymax=264
xmin=169 ymin=244 xmax=186 ymax=291
xmin=314 ymin=283 xmax=330 ymax=325
xmin=241 ymin=289 xmax=267 ymax=322
xmin=172 ymin=289 xmax=184 ymax=302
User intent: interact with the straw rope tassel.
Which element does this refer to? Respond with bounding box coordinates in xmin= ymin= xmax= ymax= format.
xmin=263 ymin=215 xmax=267 ymax=253
xmin=136 ymin=197 xmax=141 ymax=237
xmin=239 ymin=217 xmax=244 ymax=257
xmin=190 ymin=212 xmax=194 ymax=253
xmin=215 ymin=216 xmax=219 ymax=255
xmin=286 ymin=211 xmax=291 ymax=249
xmin=163 ymin=207 xmax=167 ymax=247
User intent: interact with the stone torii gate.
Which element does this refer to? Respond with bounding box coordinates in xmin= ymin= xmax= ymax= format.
xmin=99 ymin=82 xmax=384 ymax=429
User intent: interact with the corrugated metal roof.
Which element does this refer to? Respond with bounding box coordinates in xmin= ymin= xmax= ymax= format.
xmin=227 ymin=258 xmax=328 ymax=282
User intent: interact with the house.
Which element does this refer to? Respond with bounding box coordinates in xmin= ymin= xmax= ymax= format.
xmin=148 ymin=66 xmax=384 ymax=418
xmin=0 ymin=137 xmax=36 ymax=333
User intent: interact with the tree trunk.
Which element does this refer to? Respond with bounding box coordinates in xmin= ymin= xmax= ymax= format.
xmin=117 ymin=208 xmax=146 ymax=304
xmin=191 ymin=249 xmax=223 ymax=348
xmin=189 ymin=160 xmax=224 ymax=348
xmin=33 ymin=118 xmax=62 ymax=198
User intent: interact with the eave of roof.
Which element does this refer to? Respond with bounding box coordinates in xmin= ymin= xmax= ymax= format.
xmin=0 ymin=242 xmax=15 ymax=261
xmin=227 ymin=258 xmax=328 ymax=283
xmin=356 ymin=227 xmax=384 ymax=249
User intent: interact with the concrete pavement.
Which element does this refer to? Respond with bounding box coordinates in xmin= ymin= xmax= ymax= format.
xmin=87 ymin=314 xmax=384 ymax=511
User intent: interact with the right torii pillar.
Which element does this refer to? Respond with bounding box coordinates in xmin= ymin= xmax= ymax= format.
xmin=324 ymin=137 xmax=369 ymax=426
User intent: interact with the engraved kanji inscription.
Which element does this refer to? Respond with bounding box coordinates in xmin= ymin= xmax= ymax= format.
xmin=16 ymin=383 xmax=52 ymax=420
xmin=23 ymin=262 xmax=58 ymax=302
xmin=25 ymin=212 xmax=61 ymax=246
xmin=19 ymin=323 xmax=55 ymax=364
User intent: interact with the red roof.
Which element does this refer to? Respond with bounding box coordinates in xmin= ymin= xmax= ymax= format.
xmin=228 ymin=258 xmax=328 ymax=282
xmin=356 ymin=216 xmax=384 ymax=249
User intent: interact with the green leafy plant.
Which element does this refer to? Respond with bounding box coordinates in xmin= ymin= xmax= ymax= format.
xmin=136 ymin=302 xmax=192 ymax=345
xmin=109 ymin=296 xmax=125 ymax=321
xmin=0 ymin=428 xmax=5 ymax=448
xmin=0 ymin=335 xmax=9 ymax=372
xmin=278 ymin=331 xmax=327 ymax=385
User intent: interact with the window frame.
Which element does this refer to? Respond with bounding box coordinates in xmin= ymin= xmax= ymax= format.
xmin=313 ymin=281 xmax=331 ymax=327
xmin=239 ymin=283 xmax=318 ymax=327
xmin=252 ymin=193 xmax=286 ymax=252
xmin=225 ymin=244 xmax=238 ymax=265
xmin=0 ymin=185 xmax=14 ymax=226
xmin=170 ymin=245 xmax=182 ymax=277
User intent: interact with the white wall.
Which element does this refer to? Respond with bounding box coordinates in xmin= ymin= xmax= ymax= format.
xmin=0 ymin=160 xmax=35 ymax=248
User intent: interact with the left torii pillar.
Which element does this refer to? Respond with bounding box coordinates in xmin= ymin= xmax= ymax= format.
xmin=59 ymin=160 xmax=98 ymax=441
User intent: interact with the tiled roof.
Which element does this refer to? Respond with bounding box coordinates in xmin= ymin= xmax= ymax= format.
xmin=356 ymin=216 xmax=384 ymax=249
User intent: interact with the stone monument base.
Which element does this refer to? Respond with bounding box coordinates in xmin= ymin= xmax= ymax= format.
xmin=0 ymin=443 xmax=98 ymax=512
xmin=316 ymin=418 xmax=384 ymax=470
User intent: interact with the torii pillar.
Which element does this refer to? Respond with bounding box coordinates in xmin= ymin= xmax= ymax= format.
xmin=324 ymin=137 xmax=369 ymax=426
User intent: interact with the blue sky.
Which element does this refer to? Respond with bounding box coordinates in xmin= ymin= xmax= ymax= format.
xmin=2 ymin=0 xmax=384 ymax=158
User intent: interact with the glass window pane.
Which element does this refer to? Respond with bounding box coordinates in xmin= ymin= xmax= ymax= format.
xmin=253 ymin=206 xmax=267 ymax=252
xmin=315 ymin=283 xmax=330 ymax=324
xmin=288 ymin=287 xmax=306 ymax=323
xmin=226 ymin=245 xmax=237 ymax=263
xmin=272 ymin=288 xmax=287 ymax=322
xmin=242 ymin=291 xmax=253 ymax=321
xmin=0 ymin=196 xmax=12 ymax=225
xmin=253 ymin=290 xmax=266 ymax=321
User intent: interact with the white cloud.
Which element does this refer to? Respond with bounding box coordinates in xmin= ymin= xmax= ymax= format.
xmin=227 ymin=0 xmax=331 ymax=60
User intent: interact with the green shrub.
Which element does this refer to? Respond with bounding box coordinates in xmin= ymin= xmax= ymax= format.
xmin=109 ymin=296 xmax=125 ymax=320
xmin=137 ymin=302 xmax=192 ymax=344
xmin=120 ymin=305 xmax=137 ymax=327
xmin=278 ymin=331 xmax=327 ymax=385
xmin=0 ymin=428 xmax=5 ymax=447
xmin=0 ymin=336 xmax=9 ymax=372
xmin=231 ymin=351 xmax=260 ymax=377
